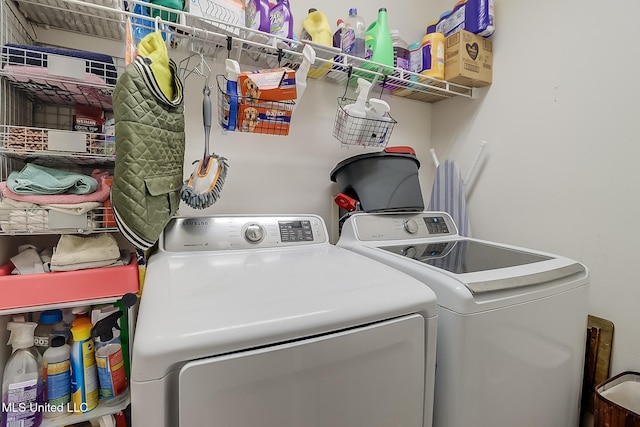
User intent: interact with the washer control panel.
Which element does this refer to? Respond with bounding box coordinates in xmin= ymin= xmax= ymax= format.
xmin=345 ymin=212 xmax=458 ymax=242
xmin=162 ymin=215 xmax=327 ymax=252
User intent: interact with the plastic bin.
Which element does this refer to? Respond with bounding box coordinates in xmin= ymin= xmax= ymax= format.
xmin=595 ymin=371 xmax=640 ymax=427
xmin=330 ymin=146 xmax=424 ymax=212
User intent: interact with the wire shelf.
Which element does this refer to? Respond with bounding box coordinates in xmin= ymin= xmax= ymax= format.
xmin=216 ymin=74 xmax=295 ymax=136
xmin=332 ymin=97 xmax=397 ymax=148
xmin=0 ymin=45 xmax=120 ymax=109
xmin=2 ymin=0 xmax=474 ymax=104
xmin=0 ymin=125 xmax=115 ymax=165
xmin=0 ymin=205 xmax=117 ymax=235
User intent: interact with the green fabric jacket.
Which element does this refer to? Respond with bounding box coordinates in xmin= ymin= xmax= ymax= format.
xmin=111 ymin=55 xmax=185 ymax=249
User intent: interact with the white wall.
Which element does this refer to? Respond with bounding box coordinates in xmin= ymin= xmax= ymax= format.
xmin=40 ymin=0 xmax=640 ymax=378
xmin=432 ymin=0 xmax=640 ymax=375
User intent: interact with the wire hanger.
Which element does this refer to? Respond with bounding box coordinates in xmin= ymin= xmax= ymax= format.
xmin=178 ymin=43 xmax=212 ymax=88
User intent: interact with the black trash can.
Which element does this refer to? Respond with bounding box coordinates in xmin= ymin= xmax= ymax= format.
xmin=330 ymin=146 xmax=424 ymax=212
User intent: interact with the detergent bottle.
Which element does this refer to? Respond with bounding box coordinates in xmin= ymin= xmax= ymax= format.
xmin=342 ymin=8 xmax=367 ymax=58
xmin=365 ymin=8 xmax=394 ymax=68
xmin=246 ymin=0 xmax=271 ymax=33
xmin=70 ymin=322 xmax=99 ymax=413
xmin=269 ymin=0 xmax=293 ymax=39
xmin=42 ymin=335 xmax=71 ymax=419
xmin=1 ymin=322 xmax=44 ymax=427
xmin=302 ymin=9 xmax=332 ymax=46
xmin=92 ymin=310 xmax=129 ymax=406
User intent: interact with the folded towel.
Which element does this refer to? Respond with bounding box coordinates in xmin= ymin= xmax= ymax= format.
xmin=42 ymin=201 xmax=102 ymax=215
xmin=8 ymin=163 xmax=98 ymax=195
xmin=2 ymin=207 xmax=49 ymax=233
xmin=10 ymin=245 xmax=46 ymax=275
xmin=0 ymin=170 xmax=111 ymax=204
xmin=50 ymin=233 xmax=120 ymax=267
xmin=51 ymin=252 xmax=131 ymax=271
xmin=0 ymin=198 xmax=38 ymax=222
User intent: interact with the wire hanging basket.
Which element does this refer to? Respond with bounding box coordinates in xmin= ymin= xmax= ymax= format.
xmin=332 ymin=96 xmax=397 ymax=148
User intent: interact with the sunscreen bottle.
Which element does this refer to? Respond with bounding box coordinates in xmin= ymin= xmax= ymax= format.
xmin=43 ymin=335 xmax=71 ymax=419
xmin=1 ymin=322 xmax=43 ymax=427
xmin=70 ymin=322 xmax=99 ymax=413
xmin=92 ymin=311 xmax=129 ymax=406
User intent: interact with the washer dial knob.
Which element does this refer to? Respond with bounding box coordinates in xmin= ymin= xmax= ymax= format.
xmin=244 ymin=223 xmax=265 ymax=243
xmin=403 ymin=219 xmax=419 ymax=234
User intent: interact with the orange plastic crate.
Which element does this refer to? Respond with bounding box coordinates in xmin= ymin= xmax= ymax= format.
xmin=0 ymin=253 xmax=139 ymax=311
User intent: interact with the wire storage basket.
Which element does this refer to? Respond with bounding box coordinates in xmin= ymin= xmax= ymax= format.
xmin=216 ymin=75 xmax=295 ymax=136
xmin=333 ymin=97 xmax=396 ymax=148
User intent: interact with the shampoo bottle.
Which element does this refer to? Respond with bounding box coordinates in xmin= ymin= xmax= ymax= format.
xmin=269 ymin=0 xmax=293 ymax=39
xmin=42 ymin=335 xmax=71 ymax=419
xmin=1 ymin=322 xmax=43 ymax=427
xmin=92 ymin=311 xmax=129 ymax=407
xmin=70 ymin=322 xmax=99 ymax=413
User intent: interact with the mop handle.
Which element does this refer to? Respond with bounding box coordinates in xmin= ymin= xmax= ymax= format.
xmin=202 ymin=85 xmax=212 ymax=158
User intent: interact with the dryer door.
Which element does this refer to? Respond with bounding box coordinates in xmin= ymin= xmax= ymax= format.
xmin=178 ymin=314 xmax=426 ymax=427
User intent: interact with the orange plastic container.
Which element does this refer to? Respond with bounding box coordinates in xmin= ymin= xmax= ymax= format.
xmin=0 ymin=253 xmax=139 ymax=311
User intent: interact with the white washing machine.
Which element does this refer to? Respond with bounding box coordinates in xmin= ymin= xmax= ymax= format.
xmin=131 ymin=214 xmax=438 ymax=427
xmin=337 ymin=211 xmax=590 ymax=427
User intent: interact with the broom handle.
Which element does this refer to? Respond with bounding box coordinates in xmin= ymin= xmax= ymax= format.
xmin=200 ymin=86 xmax=212 ymax=174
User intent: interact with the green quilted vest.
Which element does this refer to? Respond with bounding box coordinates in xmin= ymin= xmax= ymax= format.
xmin=112 ymin=56 xmax=185 ymax=249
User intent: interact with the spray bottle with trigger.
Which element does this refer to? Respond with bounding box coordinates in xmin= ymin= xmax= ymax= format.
xmin=293 ymin=44 xmax=316 ymax=111
xmin=91 ymin=310 xmax=129 ymax=406
xmin=1 ymin=322 xmax=43 ymax=427
xmin=365 ymin=98 xmax=393 ymax=146
xmin=342 ymin=77 xmax=372 ymax=144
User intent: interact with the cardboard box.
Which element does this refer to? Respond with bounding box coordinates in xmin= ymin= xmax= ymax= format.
xmin=238 ymin=103 xmax=292 ymax=136
xmin=444 ymin=30 xmax=493 ymax=87
xmin=239 ymin=67 xmax=297 ymax=102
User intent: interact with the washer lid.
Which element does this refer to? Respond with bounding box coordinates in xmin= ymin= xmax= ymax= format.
xmin=131 ymin=244 xmax=437 ymax=382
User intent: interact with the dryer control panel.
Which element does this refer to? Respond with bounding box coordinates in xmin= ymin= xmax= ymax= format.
xmin=162 ymin=215 xmax=328 ymax=252
xmin=344 ymin=212 xmax=459 ymax=242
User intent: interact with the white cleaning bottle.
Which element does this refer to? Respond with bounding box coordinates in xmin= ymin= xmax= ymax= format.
xmin=293 ymin=44 xmax=316 ymax=111
xmin=1 ymin=322 xmax=44 ymax=427
xmin=365 ymin=98 xmax=393 ymax=146
xmin=222 ymin=58 xmax=241 ymax=131
xmin=42 ymin=335 xmax=71 ymax=419
xmin=342 ymin=77 xmax=372 ymax=144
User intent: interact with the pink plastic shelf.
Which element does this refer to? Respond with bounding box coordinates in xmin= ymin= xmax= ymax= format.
xmin=0 ymin=253 xmax=139 ymax=311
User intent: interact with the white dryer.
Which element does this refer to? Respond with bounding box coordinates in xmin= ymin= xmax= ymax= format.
xmin=131 ymin=215 xmax=438 ymax=427
xmin=337 ymin=211 xmax=590 ymax=427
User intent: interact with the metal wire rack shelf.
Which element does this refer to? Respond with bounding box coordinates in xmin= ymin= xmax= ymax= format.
xmin=0 ymin=125 xmax=115 ymax=165
xmin=0 ymin=205 xmax=117 ymax=235
xmin=4 ymin=0 xmax=475 ymax=104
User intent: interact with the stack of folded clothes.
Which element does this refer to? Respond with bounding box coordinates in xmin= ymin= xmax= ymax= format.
xmin=0 ymin=163 xmax=112 ymax=232
xmin=9 ymin=234 xmax=129 ymax=274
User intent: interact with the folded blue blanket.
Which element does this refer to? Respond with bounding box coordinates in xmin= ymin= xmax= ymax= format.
xmin=2 ymin=43 xmax=117 ymax=85
xmin=7 ymin=163 xmax=98 ymax=195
